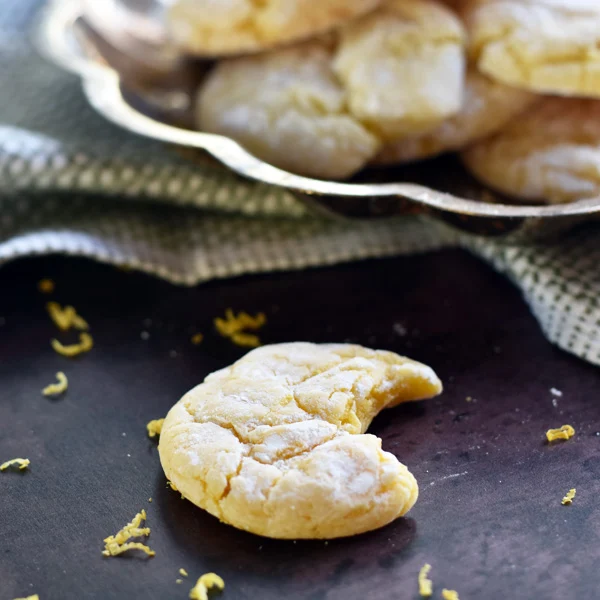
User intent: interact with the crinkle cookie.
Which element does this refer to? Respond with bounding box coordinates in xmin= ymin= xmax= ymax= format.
xmin=375 ymin=68 xmax=537 ymax=164
xmin=159 ymin=343 xmax=443 ymax=539
xmin=463 ymin=0 xmax=600 ymax=97
xmin=197 ymin=0 xmax=466 ymax=179
xmin=167 ymin=0 xmax=381 ymax=56
xmin=197 ymin=42 xmax=380 ymax=180
xmin=332 ymin=0 xmax=466 ymax=140
xmin=461 ymin=98 xmax=600 ymax=204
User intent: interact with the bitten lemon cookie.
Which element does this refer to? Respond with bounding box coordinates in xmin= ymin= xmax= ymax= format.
xmin=159 ymin=343 xmax=443 ymax=539
xmin=197 ymin=41 xmax=380 ymax=180
xmin=332 ymin=0 xmax=466 ymax=140
xmin=167 ymin=0 xmax=381 ymax=56
xmin=463 ymin=0 xmax=600 ymax=97
xmin=375 ymin=68 xmax=537 ymax=164
xmin=461 ymin=98 xmax=600 ymax=204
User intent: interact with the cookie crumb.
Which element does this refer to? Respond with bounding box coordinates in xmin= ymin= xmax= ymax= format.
xmin=418 ymin=563 xmax=433 ymax=597
xmin=546 ymin=425 xmax=575 ymax=442
xmin=0 ymin=458 xmax=30 ymax=471
xmin=442 ymin=590 xmax=459 ymax=600
xmin=176 ymin=579 xmax=183 ymax=584
xmin=38 ymin=278 xmax=55 ymax=294
xmin=147 ymin=419 xmax=165 ymax=439
xmin=42 ymin=372 xmax=68 ymax=397
xmin=562 ymin=488 xmax=576 ymax=505
xmin=148 ymin=498 xmax=152 ymax=503
xmin=550 ymin=388 xmax=563 ymax=397
xmin=102 ymin=509 xmax=155 ymax=558
xmin=180 ymin=568 xmax=189 ymax=577
xmin=13 ymin=595 xmax=40 ymax=600
xmin=189 ymin=573 xmax=225 ymax=600
xmin=51 ymin=333 xmax=93 ymax=357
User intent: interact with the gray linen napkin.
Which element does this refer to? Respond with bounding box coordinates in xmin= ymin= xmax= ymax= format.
xmin=1 ymin=0 xmax=599 ymax=366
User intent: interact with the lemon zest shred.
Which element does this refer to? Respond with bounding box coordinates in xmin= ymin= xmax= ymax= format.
xmin=51 ymin=333 xmax=93 ymax=357
xmin=42 ymin=372 xmax=68 ymax=396
xmin=102 ymin=509 xmax=155 ymax=558
xmin=1 ymin=458 xmax=30 ymax=471
xmin=38 ymin=278 xmax=55 ymax=294
xmin=180 ymin=568 xmax=189 ymax=577
xmin=214 ymin=309 xmax=266 ymax=347
xmin=191 ymin=333 xmax=204 ymax=345
xmin=13 ymin=595 xmax=40 ymax=600
xmin=102 ymin=541 xmax=155 ymax=557
xmin=147 ymin=418 xmax=165 ymax=438
xmin=167 ymin=480 xmax=178 ymax=492
xmin=189 ymin=573 xmax=225 ymax=600
xmin=176 ymin=579 xmax=183 ymax=584
xmin=562 ymin=488 xmax=576 ymax=505
xmin=546 ymin=424 xmax=575 ymax=442
xmin=442 ymin=590 xmax=459 ymax=600
xmin=418 ymin=563 xmax=433 ymax=597
xmin=46 ymin=302 xmax=89 ymax=332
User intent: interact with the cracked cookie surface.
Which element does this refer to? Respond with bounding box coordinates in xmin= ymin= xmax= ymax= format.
xmin=167 ymin=0 xmax=381 ymax=56
xmin=375 ymin=67 xmax=536 ymax=164
xmin=463 ymin=0 xmax=600 ymax=97
xmin=461 ymin=97 xmax=600 ymax=203
xmin=158 ymin=343 xmax=442 ymax=539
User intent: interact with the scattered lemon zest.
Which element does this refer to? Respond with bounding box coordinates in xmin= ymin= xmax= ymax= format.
xmin=167 ymin=480 xmax=179 ymax=492
xmin=1 ymin=458 xmax=30 ymax=471
xmin=42 ymin=372 xmax=68 ymax=396
xmin=180 ymin=568 xmax=189 ymax=577
xmin=176 ymin=579 xmax=183 ymax=584
xmin=562 ymin=488 xmax=576 ymax=505
xmin=546 ymin=424 xmax=575 ymax=442
xmin=51 ymin=333 xmax=93 ymax=357
xmin=418 ymin=564 xmax=433 ymax=597
xmin=148 ymin=498 xmax=153 ymax=503
xmin=38 ymin=278 xmax=55 ymax=294
xmin=147 ymin=418 xmax=165 ymax=438
xmin=442 ymin=590 xmax=459 ymax=600
xmin=102 ymin=509 xmax=155 ymax=558
xmin=191 ymin=333 xmax=204 ymax=345
xmin=103 ymin=541 xmax=155 ymax=557
xmin=214 ymin=309 xmax=266 ymax=347
xmin=46 ymin=302 xmax=89 ymax=332
xmin=231 ymin=331 xmax=261 ymax=348
xmin=13 ymin=595 xmax=40 ymax=600
xmin=189 ymin=573 xmax=225 ymax=600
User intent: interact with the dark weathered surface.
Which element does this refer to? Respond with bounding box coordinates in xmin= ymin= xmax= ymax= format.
xmin=1 ymin=250 xmax=599 ymax=600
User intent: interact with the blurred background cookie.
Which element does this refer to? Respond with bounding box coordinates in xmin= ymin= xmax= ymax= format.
xmin=461 ymin=98 xmax=600 ymax=204
xmin=197 ymin=0 xmax=467 ymax=179
xmin=167 ymin=0 xmax=381 ymax=56
xmin=463 ymin=0 xmax=600 ymax=98
xmin=333 ymin=0 xmax=466 ymax=140
xmin=374 ymin=68 xmax=536 ymax=164
xmin=197 ymin=42 xmax=380 ymax=180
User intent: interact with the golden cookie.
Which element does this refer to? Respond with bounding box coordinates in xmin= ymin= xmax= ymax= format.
xmin=333 ymin=0 xmax=466 ymax=139
xmin=197 ymin=41 xmax=380 ymax=180
xmin=158 ymin=343 xmax=442 ymax=539
xmin=461 ymin=98 xmax=600 ymax=204
xmin=375 ymin=68 xmax=537 ymax=164
xmin=463 ymin=0 xmax=600 ymax=97
xmin=167 ymin=0 xmax=381 ymax=56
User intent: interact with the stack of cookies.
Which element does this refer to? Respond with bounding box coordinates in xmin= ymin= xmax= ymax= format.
xmin=166 ymin=0 xmax=600 ymax=204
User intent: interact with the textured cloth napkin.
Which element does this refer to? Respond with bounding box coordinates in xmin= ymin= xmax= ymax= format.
xmin=2 ymin=0 xmax=600 ymax=366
